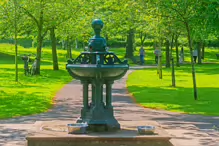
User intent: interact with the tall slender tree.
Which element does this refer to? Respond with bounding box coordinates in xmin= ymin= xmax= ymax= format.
xmin=154 ymin=0 xmax=211 ymax=100
xmin=13 ymin=0 xmax=18 ymax=81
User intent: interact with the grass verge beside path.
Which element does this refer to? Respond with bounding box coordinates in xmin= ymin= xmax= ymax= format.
xmin=127 ymin=64 xmax=219 ymax=116
xmin=0 ymin=44 xmax=72 ymax=119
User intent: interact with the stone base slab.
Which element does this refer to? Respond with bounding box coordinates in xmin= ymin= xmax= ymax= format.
xmin=26 ymin=120 xmax=173 ymax=146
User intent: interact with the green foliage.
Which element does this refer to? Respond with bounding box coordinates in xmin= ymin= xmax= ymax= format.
xmin=0 ymin=0 xmax=218 ymax=50
xmin=155 ymin=0 xmax=219 ymax=43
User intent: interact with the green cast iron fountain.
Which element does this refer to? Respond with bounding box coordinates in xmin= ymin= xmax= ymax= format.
xmin=66 ymin=19 xmax=129 ymax=132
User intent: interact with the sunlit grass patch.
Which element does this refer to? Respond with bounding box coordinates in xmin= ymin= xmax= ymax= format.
xmin=0 ymin=44 xmax=73 ymax=119
xmin=127 ymin=64 xmax=219 ymax=116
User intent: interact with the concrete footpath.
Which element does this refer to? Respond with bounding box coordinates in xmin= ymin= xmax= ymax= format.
xmin=0 ymin=67 xmax=219 ymax=146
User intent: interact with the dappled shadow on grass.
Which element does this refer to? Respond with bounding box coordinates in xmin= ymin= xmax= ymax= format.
xmin=128 ymin=85 xmax=219 ymax=116
xmin=0 ymin=83 xmax=42 ymax=89
xmin=0 ymin=67 xmax=24 ymax=78
xmin=0 ymin=66 xmax=72 ymax=120
xmin=0 ymin=52 xmax=57 ymax=65
xmin=202 ymin=50 xmax=219 ymax=62
xmin=0 ymin=52 xmax=17 ymax=64
xmin=127 ymin=85 xmax=219 ymax=132
xmin=0 ymin=91 xmax=53 ymax=119
xmin=176 ymin=64 xmax=219 ymax=75
xmin=0 ymin=98 xmax=80 ymax=124
xmin=0 ymin=65 xmax=69 ymax=77
xmin=0 ymin=81 xmax=82 ymax=123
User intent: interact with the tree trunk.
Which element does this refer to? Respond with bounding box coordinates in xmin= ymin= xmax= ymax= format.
xmin=171 ymin=57 xmax=176 ymax=87
xmin=50 ymin=27 xmax=59 ymax=70
xmin=170 ymin=34 xmax=176 ymax=86
xmin=65 ymin=40 xmax=68 ymax=50
xmin=69 ymin=41 xmax=72 ymax=59
xmin=75 ymin=38 xmax=78 ymax=49
xmin=165 ymin=39 xmax=170 ymax=68
xmin=201 ymin=41 xmax=205 ymax=59
xmin=14 ymin=0 xmax=18 ymax=82
xmin=158 ymin=55 xmax=162 ymax=79
xmin=158 ymin=41 xmax=163 ymax=79
xmin=125 ymin=29 xmax=134 ymax=58
xmin=62 ymin=40 xmax=65 ymax=50
xmin=175 ymin=36 xmax=180 ymax=67
xmin=197 ymin=41 xmax=202 ymax=64
xmin=66 ymin=38 xmax=69 ymax=58
xmin=185 ymin=22 xmax=198 ymax=100
xmin=170 ymin=34 xmax=174 ymax=58
xmin=140 ymin=32 xmax=143 ymax=46
xmin=66 ymin=37 xmax=72 ymax=59
xmin=139 ymin=32 xmax=146 ymax=46
xmin=35 ymin=29 xmax=43 ymax=75
xmin=133 ymin=30 xmax=136 ymax=51
xmin=35 ymin=6 xmax=44 ymax=75
xmin=35 ymin=31 xmax=43 ymax=75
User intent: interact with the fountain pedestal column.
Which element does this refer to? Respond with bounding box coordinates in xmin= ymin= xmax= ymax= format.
xmin=82 ymin=80 xmax=89 ymax=110
xmin=78 ymin=79 xmax=120 ymax=132
xmin=106 ymin=81 xmax=113 ymax=109
xmin=67 ymin=19 xmax=128 ymax=132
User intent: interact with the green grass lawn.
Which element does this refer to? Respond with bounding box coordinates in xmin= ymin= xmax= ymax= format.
xmin=127 ymin=64 xmax=219 ymax=116
xmin=1 ymin=43 xmax=219 ymax=119
xmin=0 ymin=44 xmax=78 ymax=119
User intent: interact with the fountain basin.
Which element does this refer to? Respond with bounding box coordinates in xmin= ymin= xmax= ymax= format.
xmin=66 ymin=64 xmax=129 ymax=80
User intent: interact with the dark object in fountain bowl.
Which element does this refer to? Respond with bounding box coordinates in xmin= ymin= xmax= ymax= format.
xmin=137 ymin=126 xmax=155 ymax=135
xmin=67 ymin=123 xmax=88 ymax=134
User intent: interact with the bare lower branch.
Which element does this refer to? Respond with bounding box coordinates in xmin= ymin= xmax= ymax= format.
xmin=19 ymin=6 xmax=39 ymax=27
xmin=42 ymin=28 xmax=48 ymax=38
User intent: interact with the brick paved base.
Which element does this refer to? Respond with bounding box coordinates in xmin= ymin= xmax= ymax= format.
xmin=27 ymin=140 xmax=173 ymax=146
xmin=26 ymin=120 xmax=173 ymax=146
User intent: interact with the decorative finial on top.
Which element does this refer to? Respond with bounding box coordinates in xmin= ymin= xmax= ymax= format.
xmin=92 ymin=19 xmax=104 ymax=37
